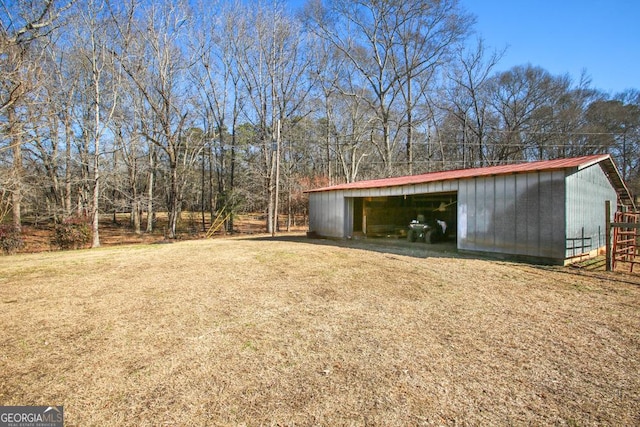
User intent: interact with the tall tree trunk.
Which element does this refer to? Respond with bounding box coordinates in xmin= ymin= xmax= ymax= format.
xmin=64 ymin=114 xmax=73 ymax=219
xmin=381 ymin=102 xmax=393 ymax=177
xmin=325 ymin=104 xmax=332 ymax=184
xmin=130 ymin=157 xmax=141 ymax=235
xmin=8 ymin=106 xmax=22 ymax=232
xmin=146 ymin=147 xmax=155 ymax=233
xmin=266 ymin=144 xmax=275 ymax=235
xmin=228 ymin=123 xmax=236 ymax=233
xmin=208 ymin=143 xmax=214 ymax=227
xmin=167 ymin=154 xmax=180 ymax=239
xmin=201 ymin=149 xmax=206 ymax=232
xmin=91 ymin=81 xmax=101 ymax=248
xmin=286 ymin=137 xmax=292 ymax=232
xmin=406 ymin=76 xmax=413 ymax=175
xmin=272 ymin=119 xmax=281 ymax=236
xmin=132 ymin=201 xmax=141 ymax=234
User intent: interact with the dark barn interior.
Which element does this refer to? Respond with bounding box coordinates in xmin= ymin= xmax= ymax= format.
xmin=353 ymin=192 xmax=457 ymax=238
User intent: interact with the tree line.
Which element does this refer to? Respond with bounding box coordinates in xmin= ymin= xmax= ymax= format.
xmin=2 ymin=0 xmax=639 ymax=246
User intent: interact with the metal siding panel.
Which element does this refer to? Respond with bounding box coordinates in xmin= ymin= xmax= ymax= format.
xmin=466 ymin=171 xmax=562 ymax=261
xmin=496 ymin=173 xmax=530 ymax=257
xmin=319 ymin=192 xmax=327 ymax=235
xmin=465 ymin=179 xmax=476 ymax=249
xmin=515 ymin=174 xmax=529 ymax=254
xmin=320 ymin=192 xmax=328 ymax=233
xmin=565 ymin=171 xmax=582 ymax=257
xmin=503 ymin=175 xmax=517 ymax=250
xmin=322 ymin=192 xmax=333 ymax=236
xmin=309 ymin=191 xmax=345 ymax=238
xmin=488 ymin=177 xmax=497 ymax=248
xmin=551 ymin=170 xmax=567 ymax=256
xmin=538 ymin=172 xmax=555 ymax=257
xmin=540 ymin=171 xmax=565 ymax=260
xmin=308 ymin=193 xmax=319 ymax=233
xmin=457 ymin=171 xmax=566 ymax=262
xmin=344 ymin=197 xmax=353 ymax=237
xmin=472 ymin=178 xmax=482 ymax=247
xmin=334 ymin=192 xmax=345 ymax=237
xmin=565 ymin=165 xmax=617 ymax=257
xmin=458 ymin=180 xmax=471 ymax=249
xmin=465 ymin=179 xmax=472 ymax=248
xmin=472 ymin=176 xmax=498 ymax=252
xmin=476 ymin=177 xmax=490 ymax=248
xmin=493 ymin=175 xmax=508 ymax=253
xmin=526 ymin=173 xmax=541 ymax=256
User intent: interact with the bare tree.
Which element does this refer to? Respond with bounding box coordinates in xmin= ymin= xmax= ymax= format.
xmin=29 ymin=68 xmax=65 ymax=220
xmin=585 ymin=91 xmax=640 ymax=183
xmin=191 ymin=0 xmax=246 ymax=231
xmin=3 ymin=0 xmax=639 ymax=243
xmin=332 ymin=90 xmax=375 ymax=183
xmin=442 ymin=39 xmax=503 ymax=167
xmin=308 ymin=32 xmax=372 ymax=183
xmin=46 ymin=40 xmax=81 ymax=219
xmin=532 ymin=72 xmax=601 ymax=159
xmin=487 ymin=65 xmax=571 ymax=162
xmin=1 ymin=0 xmax=72 ymax=229
xmin=234 ymin=1 xmax=312 ymax=235
xmin=115 ymin=0 xmax=202 ymax=238
xmin=109 ymin=88 xmax=145 ymax=234
xmin=304 ymin=0 xmax=471 ymax=177
xmin=71 ymin=0 xmax=121 ymax=247
xmin=0 ymin=0 xmax=73 ymax=112
xmin=388 ymin=0 xmax=473 ymax=174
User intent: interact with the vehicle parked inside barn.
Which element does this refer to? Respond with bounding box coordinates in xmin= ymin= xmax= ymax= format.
xmin=407 ymin=214 xmax=447 ymax=244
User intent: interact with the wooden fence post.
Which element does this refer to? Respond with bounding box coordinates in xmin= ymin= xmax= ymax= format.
xmin=606 ymin=200 xmax=612 ymax=272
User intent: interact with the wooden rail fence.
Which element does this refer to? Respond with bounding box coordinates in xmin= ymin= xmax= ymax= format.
xmin=606 ymin=200 xmax=639 ymax=272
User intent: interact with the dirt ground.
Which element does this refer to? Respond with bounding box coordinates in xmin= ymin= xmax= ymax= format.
xmin=0 ymin=234 xmax=639 ymax=426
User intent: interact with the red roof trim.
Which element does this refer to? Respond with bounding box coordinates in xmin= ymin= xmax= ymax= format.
xmin=306 ymin=154 xmax=611 ymax=193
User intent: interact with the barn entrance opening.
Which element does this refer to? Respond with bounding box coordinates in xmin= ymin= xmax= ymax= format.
xmin=353 ymin=192 xmax=457 ymax=242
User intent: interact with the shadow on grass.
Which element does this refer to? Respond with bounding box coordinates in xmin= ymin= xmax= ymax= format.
xmin=239 ymin=233 xmax=640 ymax=287
xmin=239 ymin=232 xmax=465 ymax=260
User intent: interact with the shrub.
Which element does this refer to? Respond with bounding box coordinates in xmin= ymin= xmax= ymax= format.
xmin=52 ymin=217 xmax=91 ymax=250
xmin=0 ymin=225 xmax=24 ymax=255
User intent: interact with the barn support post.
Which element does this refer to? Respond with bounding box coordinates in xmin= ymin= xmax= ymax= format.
xmin=605 ymin=200 xmax=612 ymax=271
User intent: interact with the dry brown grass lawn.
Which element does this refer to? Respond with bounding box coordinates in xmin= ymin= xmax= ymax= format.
xmin=0 ymin=235 xmax=639 ymax=426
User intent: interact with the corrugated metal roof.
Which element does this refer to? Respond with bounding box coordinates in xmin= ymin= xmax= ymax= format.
xmin=307 ymin=154 xmax=635 ymax=208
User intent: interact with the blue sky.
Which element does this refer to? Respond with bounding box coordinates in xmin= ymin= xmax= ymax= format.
xmin=288 ymin=0 xmax=639 ymax=95
xmin=462 ymin=0 xmax=639 ymax=94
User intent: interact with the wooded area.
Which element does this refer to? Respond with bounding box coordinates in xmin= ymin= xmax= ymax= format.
xmin=2 ymin=0 xmax=639 ymax=247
